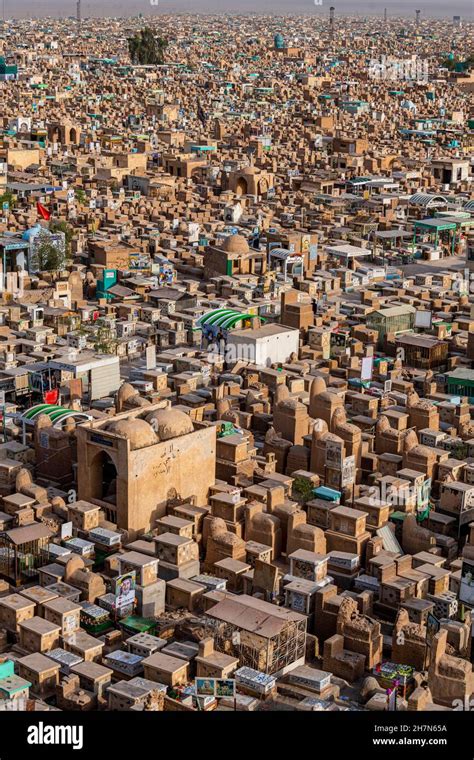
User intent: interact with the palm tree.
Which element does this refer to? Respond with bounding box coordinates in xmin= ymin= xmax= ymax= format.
xmin=128 ymin=28 xmax=167 ymax=65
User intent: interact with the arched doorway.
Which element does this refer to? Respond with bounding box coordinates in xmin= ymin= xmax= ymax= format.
xmin=235 ymin=177 xmax=248 ymax=196
xmin=90 ymin=449 xmax=118 ymax=517
xmin=191 ymin=167 xmax=203 ymax=183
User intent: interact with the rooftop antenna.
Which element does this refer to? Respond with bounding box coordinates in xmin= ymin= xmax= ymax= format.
xmin=329 ymin=6 xmax=335 ymax=36
xmin=415 ymin=9 xmax=421 ymax=26
xmin=76 ymin=0 xmax=81 ymax=23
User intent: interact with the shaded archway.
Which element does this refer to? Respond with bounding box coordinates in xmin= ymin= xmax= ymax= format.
xmin=191 ymin=166 xmax=204 ymax=184
xmin=90 ymin=449 xmax=118 ymax=506
xmin=235 ymin=177 xmax=248 ymax=196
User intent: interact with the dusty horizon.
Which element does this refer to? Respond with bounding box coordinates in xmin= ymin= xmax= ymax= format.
xmin=0 ymin=1 xmax=473 ymax=21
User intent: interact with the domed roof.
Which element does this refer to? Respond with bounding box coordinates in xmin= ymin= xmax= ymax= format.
xmin=117 ymin=382 xmax=138 ymax=403
xmin=278 ymin=398 xmax=303 ymax=412
xmin=324 ymin=432 xmax=344 ymax=444
xmin=289 ymin=444 xmax=308 ymax=456
xmin=319 ymin=390 xmax=343 ymax=404
xmin=220 ymin=532 xmax=245 ymax=547
xmin=311 ymin=377 xmax=327 ymax=396
xmin=22 ymin=223 xmax=43 ymax=241
xmin=221 ymin=234 xmax=250 ymax=254
xmin=410 ymin=444 xmax=433 ymax=458
xmin=254 ymin=511 xmax=279 ymax=527
xmin=414 ymin=399 xmax=435 ymax=411
xmin=105 ymin=418 xmax=158 ymax=450
xmin=145 ymin=408 xmax=194 ymax=441
xmin=274 ymin=33 xmax=285 ymax=49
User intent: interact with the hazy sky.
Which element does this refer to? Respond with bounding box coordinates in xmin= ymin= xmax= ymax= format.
xmin=3 ymin=0 xmax=473 ymax=18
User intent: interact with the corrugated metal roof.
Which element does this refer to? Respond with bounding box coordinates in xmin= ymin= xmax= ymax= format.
xmin=396 ymin=334 xmax=445 ymax=348
xmin=371 ymin=305 xmax=416 ymax=317
xmin=22 ymin=404 xmax=92 ymax=427
xmin=206 ymin=594 xmax=305 ymax=638
xmin=376 ymin=525 xmax=403 ymax=555
xmin=409 ymin=193 xmax=447 ymax=207
xmin=5 ymin=523 xmax=52 ymax=545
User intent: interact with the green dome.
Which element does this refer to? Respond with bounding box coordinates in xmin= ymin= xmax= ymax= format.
xmin=274 ymin=33 xmax=285 ymax=50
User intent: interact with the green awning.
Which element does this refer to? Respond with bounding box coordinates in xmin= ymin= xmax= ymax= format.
xmin=22 ymin=403 xmax=92 ymax=426
xmin=197 ymin=307 xmax=266 ymax=331
xmin=414 ymin=219 xmax=457 ymax=231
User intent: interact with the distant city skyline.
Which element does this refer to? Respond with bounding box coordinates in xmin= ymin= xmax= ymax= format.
xmin=1 ymin=1 xmax=473 ymax=20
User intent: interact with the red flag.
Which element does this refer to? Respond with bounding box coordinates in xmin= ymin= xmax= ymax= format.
xmin=44 ymin=389 xmax=59 ymax=405
xmin=37 ymin=202 xmax=51 ymax=221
